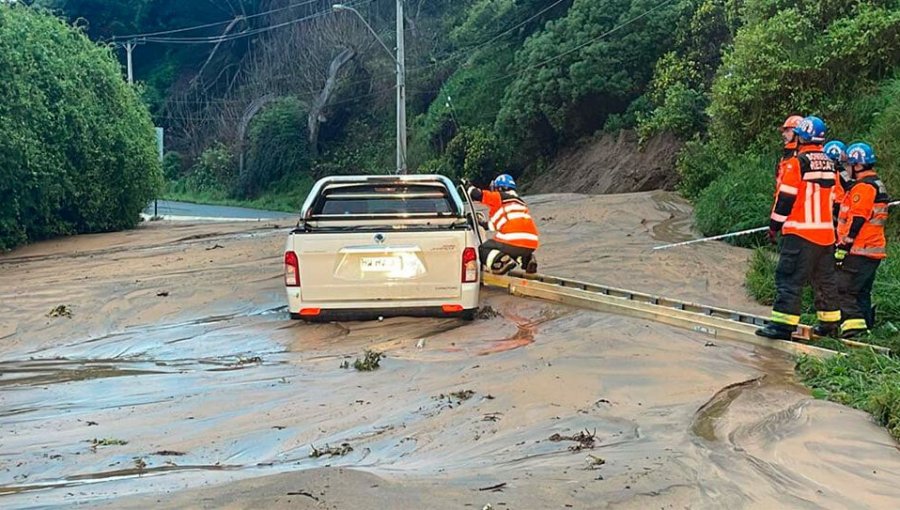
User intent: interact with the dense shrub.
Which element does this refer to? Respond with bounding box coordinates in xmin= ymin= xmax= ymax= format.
xmin=692 ymin=150 xmax=774 ymax=240
xmin=0 ymin=5 xmax=162 ymax=251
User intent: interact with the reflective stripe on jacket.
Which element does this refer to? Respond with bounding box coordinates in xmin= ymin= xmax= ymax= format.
xmin=837 ymin=171 xmax=889 ymax=260
xmin=479 ymin=190 xmax=539 ymax=250
xmin=772 ymin=144 xmax=837 ymax=246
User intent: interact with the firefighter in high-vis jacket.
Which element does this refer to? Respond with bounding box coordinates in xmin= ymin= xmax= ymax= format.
xmin=467 ymin=174 xmax=539 ymax=275
xmin=835 ymin=142 xmax=890 ymax=338
xmin=756 ymin=116 xmax=842 ymax=340
xmin=775 ymin=115 xmax=803 ymax=184
xmin=823 ymin=140 xmax=852 ymax=226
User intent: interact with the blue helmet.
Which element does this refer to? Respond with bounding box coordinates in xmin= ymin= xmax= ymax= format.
xmin=846 ymin=142 xmax=876 ymax=165
xmin=793 ymin=116 xmax=827 ymax=143
xmin=491 ymin=174 xmax=516 ymax=191
xmin=823 ymin=140 xmax=846 ymax=161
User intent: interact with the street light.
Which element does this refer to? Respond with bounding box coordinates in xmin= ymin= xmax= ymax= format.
xmin=333 ymin=3 xmax=407 ymax=174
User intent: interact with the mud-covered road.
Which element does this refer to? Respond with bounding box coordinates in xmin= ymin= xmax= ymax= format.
xmin=2 ymin=192 xmax=898 ymax=509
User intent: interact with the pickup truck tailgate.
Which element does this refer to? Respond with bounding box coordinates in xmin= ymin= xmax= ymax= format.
xmin=295 ymin=232 xmax=465 ymax=302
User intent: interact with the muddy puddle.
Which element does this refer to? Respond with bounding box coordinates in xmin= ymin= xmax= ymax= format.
xmin=2 ymin=204 xmax=899 ymax=509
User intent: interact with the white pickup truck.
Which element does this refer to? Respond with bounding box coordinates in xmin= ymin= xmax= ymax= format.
xmin=284 ymin=174 xmax=482 ymax=321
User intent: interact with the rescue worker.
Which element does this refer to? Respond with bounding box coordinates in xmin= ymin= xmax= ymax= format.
xmin=776 ymin=115 xmax=803 ymax=183
xmin=466 ymin=174 xmax=539 ymax=275
xmin=823 ymin=140 xmax=852 ymax=225
xmin=835 ymin=142 xmax=890 ymax=337
xmin=756 ymin=116 xmax=842 ymax=340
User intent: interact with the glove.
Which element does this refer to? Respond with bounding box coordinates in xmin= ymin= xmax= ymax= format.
xmin=767 ymin=228 xmax=778 ymax=245
xmin=460 ymin=178 xmax=471 ymax=188
xmin=835 ymin=244 xmax=851 ymax=262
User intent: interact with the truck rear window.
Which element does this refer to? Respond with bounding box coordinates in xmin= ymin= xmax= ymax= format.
xmin=313 ymin=184 xmax=458 ymax=216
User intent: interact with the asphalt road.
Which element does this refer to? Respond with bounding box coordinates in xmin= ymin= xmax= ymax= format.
xmin=144 ymin=200 xmax=295 ymax=220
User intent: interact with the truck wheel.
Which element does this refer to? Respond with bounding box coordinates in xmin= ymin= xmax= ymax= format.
xmin=460 ymin=309 xmax=476 ymax=321
xmin=290 ymin=312 xmax=303 ymax=320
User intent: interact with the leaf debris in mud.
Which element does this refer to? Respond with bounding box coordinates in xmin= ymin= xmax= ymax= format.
xmin=87 ymin=438 xmax=128 ymax=451
xmin=353 ymin=350 xmax=383 ymax=371
xmin=133 ymin=457 xmax=147 ymax=473
xmin=310 ymin=442 xmax=353 ymax=458
xmin=47 ymin=305 xmax=72 ymax=319
xmin=475 ymin=306 xmax=501 ymax=320
xmin=548 ymin=429 xmax=597 ymax=452
xmin=235 ymin=356 xmax=262 ymax=365
xmin=585 ymin=454 xmax=606 ymax=469
xmin=450 ymin=389 xmax=476 ymax=401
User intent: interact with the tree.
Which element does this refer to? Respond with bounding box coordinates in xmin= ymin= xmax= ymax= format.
xmin=0 ymin=4 xmax=162 ymax=250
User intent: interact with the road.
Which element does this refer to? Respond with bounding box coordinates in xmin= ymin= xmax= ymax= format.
xmin=144 ymin=200 xmax=295 ymax=220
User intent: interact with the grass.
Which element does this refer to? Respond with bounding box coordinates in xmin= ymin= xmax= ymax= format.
xmin=353 ymin=350 xmax=383 ymax=371
xmin=162 ymin=176 xmax=313 ymax=214
xmin=796 ymin=350 xmax=900 ymax=440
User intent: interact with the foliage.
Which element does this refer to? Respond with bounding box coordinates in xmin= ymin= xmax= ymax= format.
xmin=0 ymin=4 xmax=161 ymax=251
xmin=164 ymin=172 xmax=311 ymax=214
xmin=182 ymin=143 xmax=235 ymax=194
xmin=708 ymin=2 xmax=900 ymax=147
xmin=797 ymin=349 xmax=900 ymax=440
xmin=496 ymin=0 xmax=688 ymax=161
xmin=691 ymin=150 xmax=773 ymax=240
xmin=638 ymin=83 xmax=708 ymax=140
xmin=443 ymin=126 xmax=508 ymax=185
xmin=745 ymin=247 xmax=778 ymax=305
xmin=240 ymin=97 xmax=310 ymax=198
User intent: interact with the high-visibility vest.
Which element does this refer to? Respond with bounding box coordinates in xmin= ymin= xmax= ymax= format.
xmin=774 ymin=145 xmax=837 ymax=246
xmin=480 ymin=190 xmax=540 ymax=250
xmin=837 ymin=171 xmax=889 ymax=259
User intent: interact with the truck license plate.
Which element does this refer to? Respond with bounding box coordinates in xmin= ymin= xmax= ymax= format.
xmin=361 ymin=256 xmax=400 ymax=273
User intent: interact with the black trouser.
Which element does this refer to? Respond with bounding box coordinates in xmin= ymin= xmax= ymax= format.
xmin=479 ymin=239 xmax=534 ymax=268
xmin=771 ymin=235 xmax=840 ymax=326
xmin=836 ymin=254 xmax=881 ymax=331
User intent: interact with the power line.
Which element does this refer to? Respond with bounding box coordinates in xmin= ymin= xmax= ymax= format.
xmin=111 ymin=0 xmax=324 ymax=40
xmin=142 ymin=2 xmax=370 ymax=45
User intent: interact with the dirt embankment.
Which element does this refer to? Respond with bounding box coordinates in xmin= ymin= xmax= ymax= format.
xmin=2 ymin=193 xmax=899 ymax=510
xmin=523 ymin=130 xmax=683 ymax=195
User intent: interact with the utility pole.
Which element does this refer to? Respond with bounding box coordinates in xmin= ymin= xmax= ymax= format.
xmin=333 ymin=3 xmax=407 ymax=174
xmin=124 ymin=40 xmax=135 ymax=84
xmin=395 ymin=0 xmax=407 ymax=174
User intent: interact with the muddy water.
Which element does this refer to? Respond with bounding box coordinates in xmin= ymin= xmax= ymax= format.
xmin=1 ymin=206 xmax=899 ymax=509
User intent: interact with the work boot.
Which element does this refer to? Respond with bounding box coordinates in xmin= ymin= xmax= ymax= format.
xmin=525 ymin=255 xmax=538 ymax=274
xmin=755 ymin=323 xmax=794 ymax=340
xmin=490 ymin=254 xmax=517 ymax=275
xmin=841 ymin=327 xmax=868 ymax=339
xmin=812 ymin=322 xmax=840 ymax=338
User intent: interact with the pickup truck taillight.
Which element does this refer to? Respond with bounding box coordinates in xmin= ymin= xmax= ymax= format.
xmin=284 ymin=251 xmax=300 ymax=287
xmin=462 ymin=247 xmax=478 ymax=283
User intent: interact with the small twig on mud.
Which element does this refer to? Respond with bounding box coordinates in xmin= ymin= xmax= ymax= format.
xmin=133 ymin=457 xmax=147 ymax=473
xmin=309 ymin=442 xmax=353 ymax=458
xmin=477 ymin=482 xmax=507 ymax=492
xmin=353 ymin=350 xmax=383 ymax=371
xmin=153 ymin=450 xmax=185 ymax=456
xmin=157 ymin=291 xmax=170 ymax=297
xmin=287 ymin=491 xmax=319 ymax=501
xmin=47 ymin=305 xmax=72 ymax=319
xmin=206 ymin=244 xmax=224 ymax=251
xmin=548 ymin=429 xmax=598 ymax=452
xmin=235 ymin=356 xmax=262 ymax=365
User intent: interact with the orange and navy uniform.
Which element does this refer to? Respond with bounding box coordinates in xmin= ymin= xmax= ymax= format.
xmin=770 ymin=144 xmax=837 ymax=246
xmin=774 ymin=140 xmax=798 ymax=199
xmin=837 ymin=170 xmax=889 ymax=259
xmin=468 ymin=188 xmax=539 ymax=250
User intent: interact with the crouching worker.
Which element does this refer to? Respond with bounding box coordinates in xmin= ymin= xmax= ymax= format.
xmin=467 ymin=174 xmax=539 ymax=275
xmin=835 ymin=142 xmax=890 ymax=338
